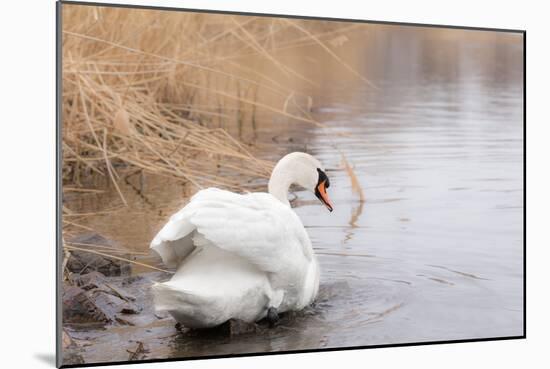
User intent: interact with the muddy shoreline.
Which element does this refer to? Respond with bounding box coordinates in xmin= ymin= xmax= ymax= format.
xmin=62 ymin=233 xmax=337 ymax=365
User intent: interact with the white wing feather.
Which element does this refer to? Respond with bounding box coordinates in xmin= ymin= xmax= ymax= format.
xmin=150 ymin=188 xmax=312 ymax=274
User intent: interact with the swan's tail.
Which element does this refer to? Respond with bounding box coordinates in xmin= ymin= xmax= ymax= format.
xmin=151 ymin=282 xmax=224 ymax=328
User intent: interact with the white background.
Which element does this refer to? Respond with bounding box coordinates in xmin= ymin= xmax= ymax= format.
xmin=0 ymin=0 xmax=547 ymax=368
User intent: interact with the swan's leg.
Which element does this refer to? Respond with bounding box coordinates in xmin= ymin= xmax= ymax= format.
xmin=267 ymin=307 xmax=279 ymax=327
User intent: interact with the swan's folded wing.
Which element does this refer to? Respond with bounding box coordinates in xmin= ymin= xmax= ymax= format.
xmin=150 ymin=199 xmax=200 ymax=268
xmin=187 ymin=189 xmax=312 ymax=274
xmin=150 ymin=188 xmax=312 ymax=273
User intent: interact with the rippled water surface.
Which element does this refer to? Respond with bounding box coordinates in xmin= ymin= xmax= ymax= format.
xmin=64 ymin=25 xmax=524 ymax=362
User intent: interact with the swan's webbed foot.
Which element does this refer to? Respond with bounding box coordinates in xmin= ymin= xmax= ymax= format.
xmin=267 ymin=307 xmax=279 ymax=327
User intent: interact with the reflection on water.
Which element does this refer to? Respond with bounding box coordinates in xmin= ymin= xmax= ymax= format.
xmin=64 ymin=24 xmax=523 ymax=360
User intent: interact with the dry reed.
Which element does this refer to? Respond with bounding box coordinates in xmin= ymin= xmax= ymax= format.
xmin=62 ymin=5 xmax=369 ymax=198
xmin=64 ymin=244 xmax=174 ymax=274
xmin=341 ymin=154 xmax=366 ymax=202
xmin=60 ymin=6 xmax=370 ymax=272
xmin=62 ymin=4 xmax=374 ymax=262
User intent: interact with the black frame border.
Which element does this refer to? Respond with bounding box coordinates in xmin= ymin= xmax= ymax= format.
xmin=55 ymin=1 xmax=527 ymax=368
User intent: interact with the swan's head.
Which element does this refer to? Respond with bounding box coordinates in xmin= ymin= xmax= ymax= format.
xmin=269 ymin=152 xmax=334 ymax=212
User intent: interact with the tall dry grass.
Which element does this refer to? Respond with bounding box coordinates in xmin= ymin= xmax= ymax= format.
xmin=61 ymin=4 xmax=375 ymax=273
xmin=62 ymin=5 xmax=367 ymax=198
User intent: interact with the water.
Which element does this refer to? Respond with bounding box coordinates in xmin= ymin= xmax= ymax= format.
xmin=63 ymin=25 xmax=524 ymax=362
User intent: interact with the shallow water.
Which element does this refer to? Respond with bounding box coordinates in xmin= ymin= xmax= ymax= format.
xmin=63 ymin=25 xmax=524 ymax=362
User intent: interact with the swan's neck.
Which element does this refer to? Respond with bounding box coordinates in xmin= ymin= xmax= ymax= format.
xmin=268 ymin=164 xmax=293 ymax=207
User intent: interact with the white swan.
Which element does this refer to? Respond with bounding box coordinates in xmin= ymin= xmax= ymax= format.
xmin=150 ymin=152 xmax=333 ymax=328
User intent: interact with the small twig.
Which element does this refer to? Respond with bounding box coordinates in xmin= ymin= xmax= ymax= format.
xmin=102 ymin=128 xmax=128 ymax=206
xmin=64 ymin=245 xmax=174 ymax=274
xmin=63 ymin=220 xmax=96 ymax=232
xmin=64 ymin=242 xmax=149 ymax=255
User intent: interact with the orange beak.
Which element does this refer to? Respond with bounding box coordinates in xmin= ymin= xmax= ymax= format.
xmin=316 ymin=180 xmax=334 ymax=212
